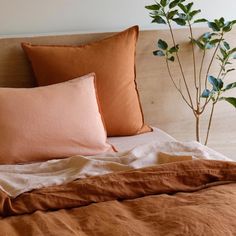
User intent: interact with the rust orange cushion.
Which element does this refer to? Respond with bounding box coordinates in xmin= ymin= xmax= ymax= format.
xmin=22 ymin=26 xmax=151 ymax=136
xmin=0 ymin=73 xmax=113 ymax=164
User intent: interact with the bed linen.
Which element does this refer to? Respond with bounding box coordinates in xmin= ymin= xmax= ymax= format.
xmin=0 ymin=130 xmax=235 ymax=235
xmin=0 ymin=135 xmax=231 ymax=198
xmin=108 ymin=127 xmax=176 ymax=151
xmin=0 ymin=159 xmax=236 ymax=235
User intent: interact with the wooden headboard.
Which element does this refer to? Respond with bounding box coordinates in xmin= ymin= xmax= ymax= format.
xmin=0 ymin=28 xmax=235 ymax=158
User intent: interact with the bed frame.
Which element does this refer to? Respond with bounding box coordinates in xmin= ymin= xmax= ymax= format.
xmin=0 ymin=28 xmax=235 ymax=158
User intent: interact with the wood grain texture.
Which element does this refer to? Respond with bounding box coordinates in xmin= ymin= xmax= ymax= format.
xmin=0 ymin=28 xmax=235 ymax=159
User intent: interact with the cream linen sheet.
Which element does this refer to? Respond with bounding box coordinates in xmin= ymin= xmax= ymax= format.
xmin=0 ymin=130 xmax=232 ymax=198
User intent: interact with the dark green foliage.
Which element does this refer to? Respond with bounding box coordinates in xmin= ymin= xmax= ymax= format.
xmin=208 ymin=76 xmax=223 ymax=91
xmin=194 ymin=18 xmax=208 ymax=24
xmin=168 ymin=56 xmax=175 ymax=62
xmin=158 ymin=39 xmax=168 ymax=50
xmin=172 ymin=18 xmax=186 ymax=25
xmin=152 ymin=16 xmax=166 ymax=24
xmin=145 ymin=4 xmax=161 ymax=10
xmin=223 ymin=82 xmax=236 ymax=91
xmin=201 ymin=89 xmax=211 ymax=98
xmin=220 ymin=97 xmax=236 ymax=108
xmin=153 ymin=50 xmax=165 ymax=56
xmin=169 ymin=45 xmax=179 ymax=53
xmin=145 ymin=0 xmax=236 ymax=109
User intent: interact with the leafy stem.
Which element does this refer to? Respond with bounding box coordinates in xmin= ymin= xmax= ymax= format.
xmin=204 ymin=33 xmax=224 ymax=89
xmin=166 ymin=18 xmax=194 ymax=109
xmin=146 ymin=0 xmax=236 ymax=144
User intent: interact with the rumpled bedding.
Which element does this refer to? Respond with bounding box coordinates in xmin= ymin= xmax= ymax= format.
xmin=0 ymin=140 xmax=232 ymax=198
xmin=0 ymin=159 xmax=236 ymax=236
xmin=0 ymin=139 xmax=235 ymax=235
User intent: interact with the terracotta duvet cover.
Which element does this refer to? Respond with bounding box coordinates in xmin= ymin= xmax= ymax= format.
xmin=1 ymin=159 xmax=236 ymax=236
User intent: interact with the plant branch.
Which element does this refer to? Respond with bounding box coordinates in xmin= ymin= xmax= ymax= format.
xmin=188 ymin=22 xmax=198 ymax=90
xmin=200 ymin=97 xmax=211 ymax=114
xmin=198 ymin=50 xmax=206 ymax=103
xmin=204 ymin=103 xmax=215 ymax=145
xmin=167 ymin=19 xmax=195 ymax=109
xmin=204 ymin=92 xmax=220 ymax=145
xmin=166 ymin=59 xmax=193 ymax=110
xmin=204 ymin=34 xmax=224 ymax=89
xmin=195 ymin=113 xmax=200 ymax=142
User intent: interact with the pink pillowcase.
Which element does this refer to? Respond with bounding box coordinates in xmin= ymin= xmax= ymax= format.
xmin=0 ymin=73 xmax=113 ymax=164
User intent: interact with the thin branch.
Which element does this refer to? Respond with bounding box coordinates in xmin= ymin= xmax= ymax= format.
xmin=195 ymin=113 xmax=200 ymax=142
xmin=167 ymin=19 xmax=195 ymax=109
xmin=201 ymin=57 xmax=225 ymax=114
xmin=200 ymin=97 xmax=211 ymax=114
xmin=204 ymin=103 xmax=215 ymax=145
xmin=188 ymin=22 xmax=198 ymax=90
xmin=217 ymin=54 xmax=230 ymax=79
xmin=198 ymin=50 xmax=206 ymax=104
xmin=204 ymin=92 xmax=220 ymax=145
xmin=204 ymin=34 xmax=224 ymax=89
xmin=166 ymin=59 xmax=193 ymax=110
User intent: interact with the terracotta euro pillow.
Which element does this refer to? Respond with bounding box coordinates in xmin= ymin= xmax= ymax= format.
xmin=22 ymin=26 xmax=151 ymax=136
xmin=0 ymin=73 xmax=113 ymax=164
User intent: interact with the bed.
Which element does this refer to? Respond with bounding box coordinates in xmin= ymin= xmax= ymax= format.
xmin=0 ymin=27 xmax=236 ymax=235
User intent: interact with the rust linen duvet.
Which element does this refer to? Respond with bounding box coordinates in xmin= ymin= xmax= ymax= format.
xmin=1 ymin=159 xmax=236 ymax=236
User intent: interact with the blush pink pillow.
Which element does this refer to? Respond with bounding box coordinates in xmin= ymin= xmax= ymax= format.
xmin=0 ymin=73 xmax=113 ymax=164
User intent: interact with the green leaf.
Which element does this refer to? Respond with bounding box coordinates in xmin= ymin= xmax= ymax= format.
xmin=202 ymin=32 xmax=212 ymax=39
xmin=220 ymin=48 xmax=228 ymax=60
xmin=167 ymin=10 xmax=178 ymax=19
xmin=169 ymin=44 xmax=179 ymax=53
xmin=145 ymin=4 xmax=161 ymax=10
xmin=194 ymin=18 xmax=208 ymax=23
xmin=227 ymin=68 xmax=235 ymax=73
xmin=168 ymin=56 xmax=175 ymax=62
xmin=152 ymin=16 xmax=166 ymax=24
xmin=223 ymin=41 xmax=230 ymax=50
xmin=158 ymin=39 xmax=168 ymax=50
xmin=217 ymin=79 xmax=224 ymax=90
xmin=230 ymin=48 xmax=236 ymax=54
xmin=220 ymin=47 xmax=228 ymax=59
xmin=221 ymin=97 xmax=236 ymax=108
xmin=219 ymin=17 xmax=225 ymax=24
xmin=173 ymin=18 xmax=186 ymax=26
xmin=201 ymin=89 xmax=211 ymax=98
xmin=178 ymin=3 xmax=187 ymax=13
xmin=210 ymin=39 xmax=222 ymax=45
xmin=205 ymin=42 xmax=214 ymax=49
xmin=223 ymin=22 xmax=233 ymax=32
xmin=208 ymin=22 xmax=220 ymax=32
xmin=208 ymin=76 xmax=223 ymax=91
xmin=153 ymin=50 xmax=165 ymax=56
xmin=224 ymin=82 xmax=236 ymax=91
xmin=160 ymin=0 xmax=168 ymax=7
xmin=170 ymin=0 xmax=183 ymax=8
xmin=186 ymin=2 xmax=194 ymax=12
xmin=191 ymin=38 xmax=204 ymax=50
xmin=189 ymin=10 xmax=201 ymax=19
xmin=178 ymin=13 xmax=187 ymax=20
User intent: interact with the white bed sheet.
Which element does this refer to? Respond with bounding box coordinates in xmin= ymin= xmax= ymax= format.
xmin=0 ymin=127 xmax=232 ymax=198
xmin=108 ymin=127 xmax=175 ymax=152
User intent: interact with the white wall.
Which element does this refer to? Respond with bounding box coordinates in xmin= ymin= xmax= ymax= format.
xmin=0 ymin=0 xmax=235 ymax=36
